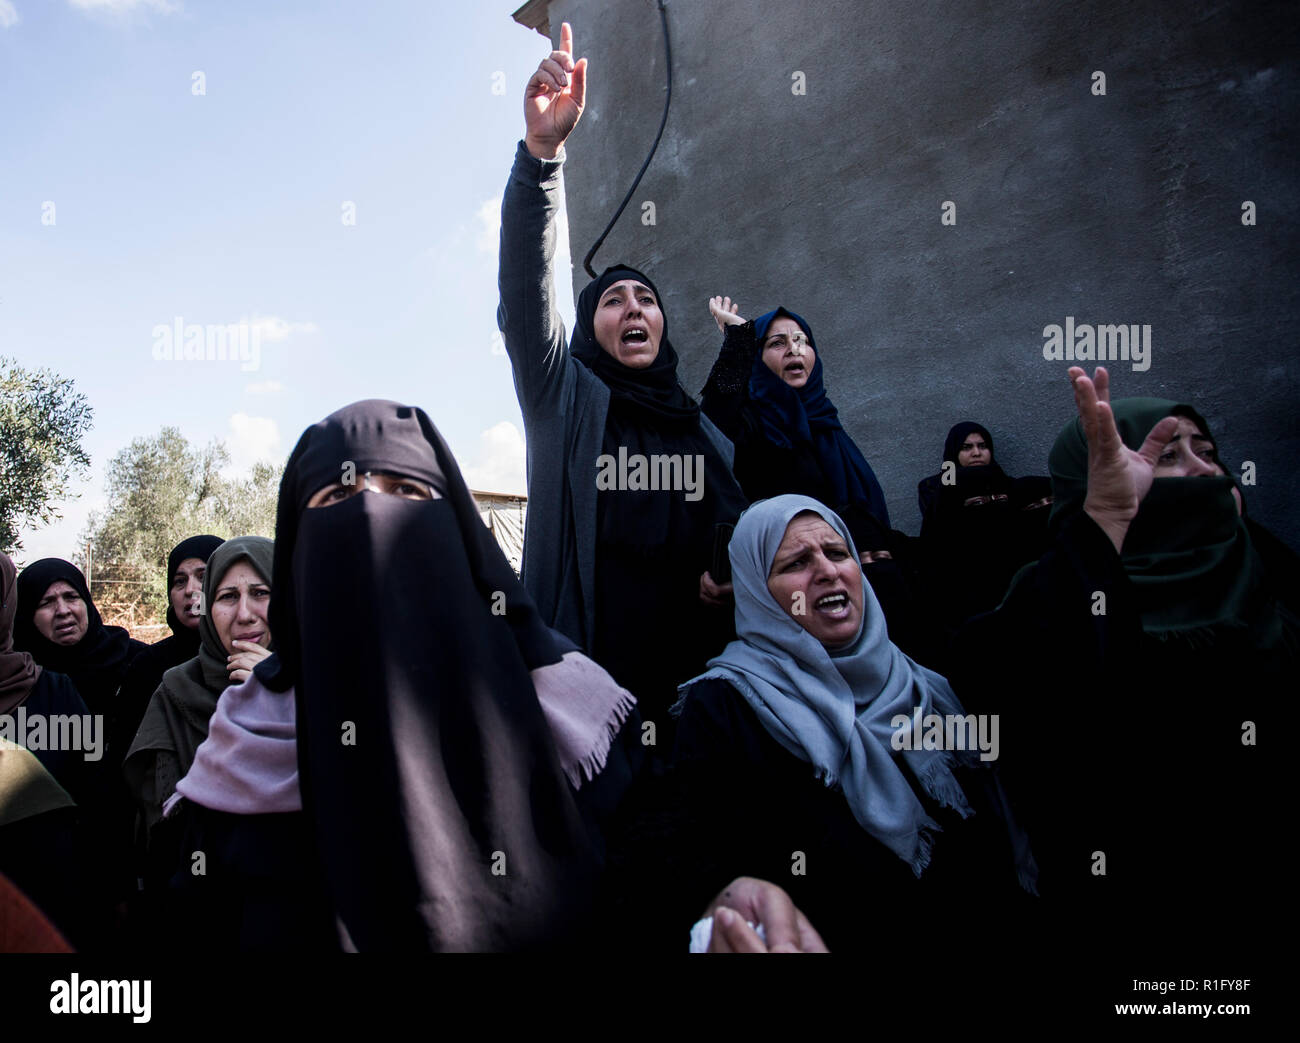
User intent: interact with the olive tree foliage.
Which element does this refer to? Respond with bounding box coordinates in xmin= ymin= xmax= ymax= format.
xmin=0 ymin=357 xmax=93 ymax=555
xmin=78 ymin=427 xmax=281 ymax=628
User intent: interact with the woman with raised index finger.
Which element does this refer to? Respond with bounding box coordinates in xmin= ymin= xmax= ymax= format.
xmin=497 ymin=23 xmax=747 ymax=749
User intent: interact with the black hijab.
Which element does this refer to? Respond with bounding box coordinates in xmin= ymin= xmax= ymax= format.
xmin=14 ymin=558 xmax=140 ymax=712
xmin=933 ymin=421 xmax=1014 ymax=511
xmin=942 ymin=421 xmax=995 ymax=467
xmin=919 ymin=424 xmax=1027 ymax=627
xmin=111 ymin=534 xmax=224 ymax=764
xmin=162 ymin=535 xmax=224 ymax=648
xmin=570 ymin=262 xmax=747 ymax=537
xmin=570 ymin=265 xmax=701 ymax=424
xmin=259 ymin=400 xmax=600 ymax=951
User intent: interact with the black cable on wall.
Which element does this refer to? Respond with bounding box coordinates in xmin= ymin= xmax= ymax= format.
xmin=582 ymin=0 xmax=673 ymax=278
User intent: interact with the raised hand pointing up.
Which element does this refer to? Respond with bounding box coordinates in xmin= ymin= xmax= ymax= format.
xmin=524 ymin=22 xmax=587 ymax=161
xmin=1070 ymin=365 xmax=1179 ymax=553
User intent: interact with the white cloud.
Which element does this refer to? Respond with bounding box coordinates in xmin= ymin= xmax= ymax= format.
xmin=460 ymin=421 xmax=526 ymax=496
xmin=68 ymin=0 xmax=179 ymax=14
xmin=243 ymin=315 xmax=317 ymax=343
xmin=0 ymin=1 xmax=19 ymax=29
xmin=476 ymin=196 xmax=501 ymax=254
xmin=225 ymin=413 xmax=281 ymax=475
xmin=244 ymin=380 xmax=284 ymax=395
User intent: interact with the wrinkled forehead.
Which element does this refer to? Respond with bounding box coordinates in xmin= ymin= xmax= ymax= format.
xmin=1171 ymin=415 xmax=1212 ymax=441
xmin=213 ymin=560 xmax=266 ymax=590
xmin=172 ymin=557 xmax=207 ymax=577
xmin=773 ymin=512 xmax=844 ymax=556
xmin=598 ymin=279 xmax=656 ymax=304
xmin=40 ymin=580 xmax=80 ymax=600
xmin=763 ymin=316 xmax=805 ymax=339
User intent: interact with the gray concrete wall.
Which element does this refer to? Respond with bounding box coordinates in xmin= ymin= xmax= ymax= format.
xmin=540 ymin=0 xmax=1299 ymax=545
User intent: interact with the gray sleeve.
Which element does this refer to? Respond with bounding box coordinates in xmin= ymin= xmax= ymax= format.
xmin=496 ymin=140 xmax=574 ymax=420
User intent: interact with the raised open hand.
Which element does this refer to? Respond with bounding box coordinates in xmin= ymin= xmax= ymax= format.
xmin=708 ymin=295 xmax=746 ymax=333
xmin=1070 ymin=366 xmax=1179 ymax=553
xmin=524 ymin=22 xmax=587 ymax=161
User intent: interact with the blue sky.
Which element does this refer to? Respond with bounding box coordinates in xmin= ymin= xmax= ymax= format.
xmin=1 ymin=0 xmax=573 ymax=565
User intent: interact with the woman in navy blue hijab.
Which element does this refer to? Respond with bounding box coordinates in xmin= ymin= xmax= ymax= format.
xmin=701 ymin=296 xmax=890 ymax=547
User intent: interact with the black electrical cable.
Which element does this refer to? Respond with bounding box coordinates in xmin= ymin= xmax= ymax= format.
xmin=582 ymin=0 xmax=672 ymax=278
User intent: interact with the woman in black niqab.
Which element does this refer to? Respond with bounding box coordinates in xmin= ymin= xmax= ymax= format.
xmin=258 ymin=400 xmax=603 ymax=951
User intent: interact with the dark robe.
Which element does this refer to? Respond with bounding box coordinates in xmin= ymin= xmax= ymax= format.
xmin=260 ymin=400 xmax=608 ymax=951
xmin=155 ymin=802 xmax=336 ymax=952
xmin=915 ymin=425 xmax=1053 ymax=635
xmin=673 ymin=676 xmax=1029 ymax=952
xmin=1 ymin=669 xmax=94 ymax=803
xmin=110 ymin=535 xmax=223 ymax=767
xmin=838 ymin=503 xmax=949 ymax=672
xmin=0 ymin=693 xmax=106 ymax=952
xmin=950 ymin=511 xmax=1291 ymax=950
xmin=573 ymin=266 xmax=748 ymax=749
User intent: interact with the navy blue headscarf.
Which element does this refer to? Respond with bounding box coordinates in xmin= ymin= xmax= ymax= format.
xmin=750 ymin=307 xmax=890 ymax=528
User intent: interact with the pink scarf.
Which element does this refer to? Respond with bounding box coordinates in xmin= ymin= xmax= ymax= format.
xmin=532 ymin=651 xmax=637 ymax=788
xmin=165 ymin=672 xmax=300 ymax=817
xmin=166 ymin=649 xmax=633 ymax=817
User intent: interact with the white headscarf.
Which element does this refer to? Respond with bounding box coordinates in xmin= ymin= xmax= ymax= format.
xmin=677 ymin=495 xmax=975 ymax=874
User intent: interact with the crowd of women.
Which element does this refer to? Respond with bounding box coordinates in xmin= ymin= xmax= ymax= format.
xmin=1 ymin=23 xmax=1291 ymax=954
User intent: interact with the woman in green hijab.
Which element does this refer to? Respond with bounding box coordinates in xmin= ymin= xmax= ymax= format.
xmin=124 ymin=536 xmax=274 ymax=841
xmin=953 ymin=367 xmax=1294 ymax=949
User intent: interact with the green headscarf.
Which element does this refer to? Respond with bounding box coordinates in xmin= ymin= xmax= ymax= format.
xmin=0 ymin=737 xmax=75 ymax=828
xmin=124 ymin=536 xmax=275 ymax=831
xmin=1047 ymin=397 xmax=1279 ymax=647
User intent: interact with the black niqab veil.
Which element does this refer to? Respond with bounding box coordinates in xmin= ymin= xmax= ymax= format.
xmin=14 ymin=558 xmax=141 ymax=712
xmin=258 ymin=400 xmax=599 ymax=951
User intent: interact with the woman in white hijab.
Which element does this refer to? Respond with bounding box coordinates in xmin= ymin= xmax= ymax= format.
xmin=673 ymin=494 xmax=1035 ymax=950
